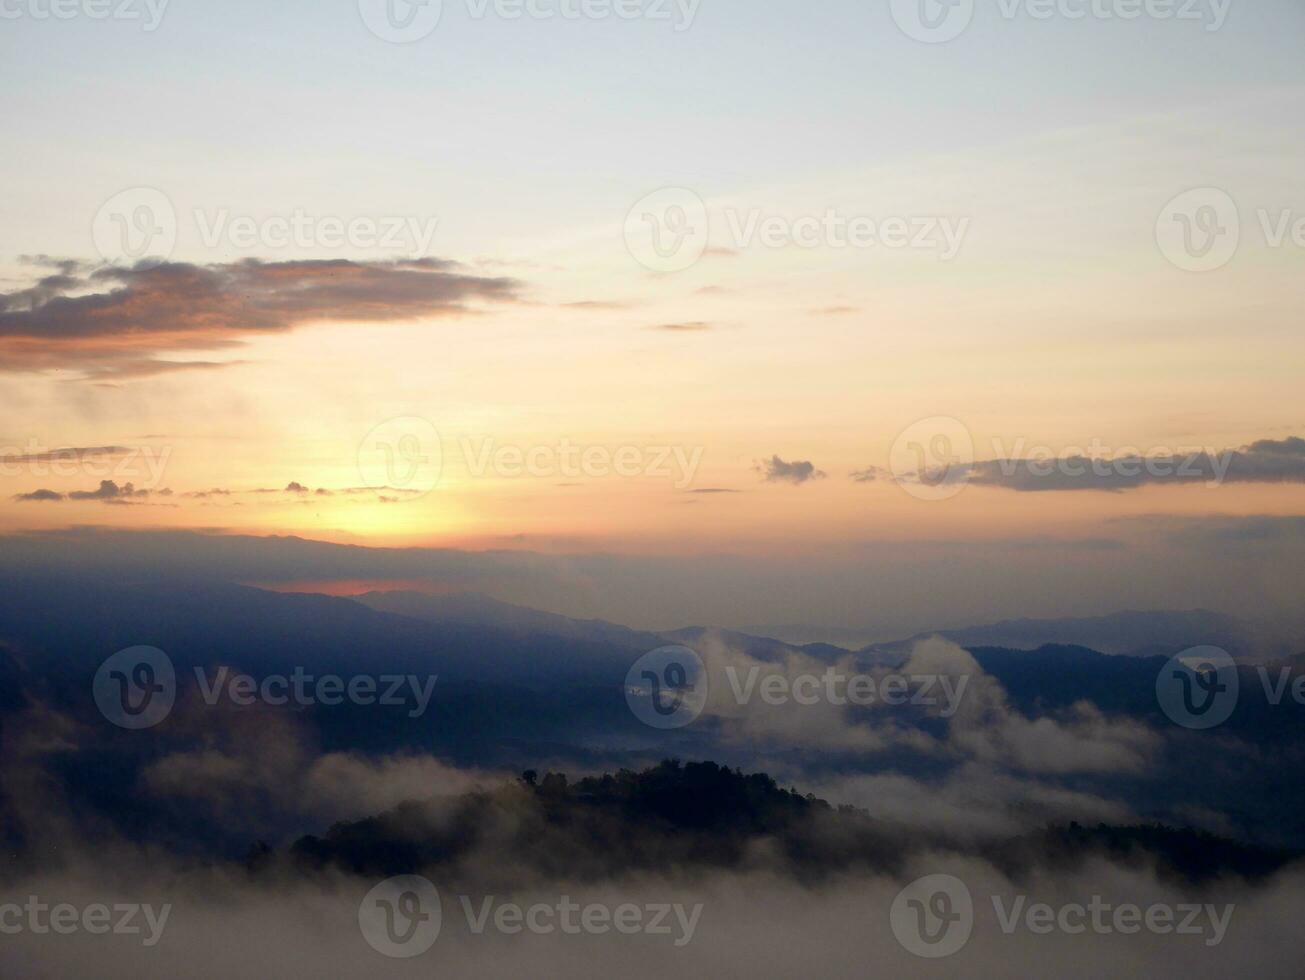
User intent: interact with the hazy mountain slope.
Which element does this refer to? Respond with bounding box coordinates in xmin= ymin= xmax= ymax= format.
xmin=871 ymin=609 xmax=1274 ymax=660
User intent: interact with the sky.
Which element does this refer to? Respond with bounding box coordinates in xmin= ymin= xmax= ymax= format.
xmin=1 ymin=0 xmax=1303 ymax=629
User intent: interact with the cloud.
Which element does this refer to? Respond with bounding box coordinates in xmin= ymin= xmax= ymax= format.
xmin=14 ymin=480 xmax=161 ymax=505
xmin=808 ymin=765 xmax=1137 ymax=842
xmin=909 ymin=638 xmax=1162 ymax=776
xmin=649 ymin=321 xmax=713 ymax=332
xmin=68 ymin=480 xmax=151 ymax=502
xmin=81 ymin=359 xmax=240 ymax=382
xmin=0 ymin=445 xmax=130 ymax=466
xmin=0 ymin=257 xmax=523 ymax=379
xmin=890 ymin=436 xmax=1305 ymax=493
xmin=13 ymin=488 xmax=65 ymax=502
xmin=169 ymin=484 xmax=420 ymax=503
xmin=757 ymin=456 xmax=827 ymax=485
xmin=850 ymin=467 xmax=882 ymax=484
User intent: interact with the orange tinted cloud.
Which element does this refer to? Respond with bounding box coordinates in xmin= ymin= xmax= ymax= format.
xmin=0 ymin=257 xmax=523 ymax=379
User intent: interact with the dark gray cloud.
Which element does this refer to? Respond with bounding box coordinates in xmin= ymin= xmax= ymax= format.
xmin=0 ymin=445 xmax=129 ymax=465
xmin=0 ymin=257 xmax=523 ymax=378
xmin=758 ymin=456 xmax=827 ymax=485
xmin=14 ymin=480 xmax=164 ymax=504
xmin=68 ymin=480 xmax=152 ymax=503
xmin=893 ymin=436 xmax=1305 ymax=493
xmin=12 ymin=488 xmax=65 ymax=502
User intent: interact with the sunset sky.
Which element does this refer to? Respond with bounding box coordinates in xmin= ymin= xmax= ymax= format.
xmin=2 ymin=0 xmax=1303 ymax=630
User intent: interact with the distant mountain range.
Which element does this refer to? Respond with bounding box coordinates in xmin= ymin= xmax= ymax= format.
xmin=359 ymin=591 xmax=1290 ymax=663
xmin=867 ymin=608 xmax=1287 ymax=662
xmin=3 ymin=571 xmax=1304 ymax=858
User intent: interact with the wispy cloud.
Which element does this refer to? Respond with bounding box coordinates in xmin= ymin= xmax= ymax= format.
xmin=0 ymin=445 xmax=130 ymax=465
xmin=649 ymin=321 xmax=714 ymax=332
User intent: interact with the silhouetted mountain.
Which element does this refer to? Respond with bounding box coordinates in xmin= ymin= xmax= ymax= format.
xmin=285 ymin=761 xmax=1301 ymax=887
